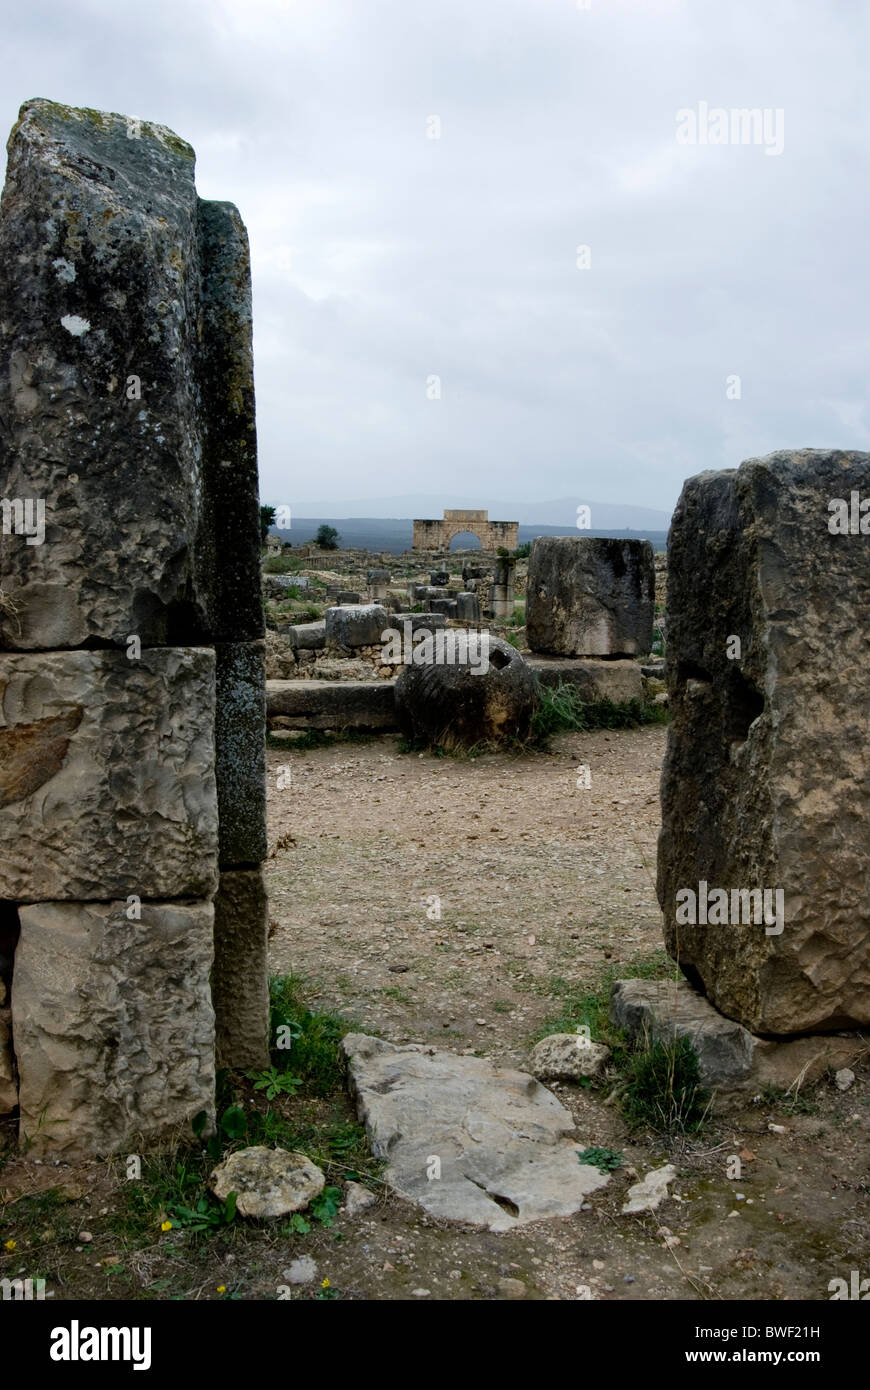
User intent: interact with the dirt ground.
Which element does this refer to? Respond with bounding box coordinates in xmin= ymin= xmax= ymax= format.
xmin=262 ymin=728 xmax=870 ymax=1302
xmin=1 ymin=725 xmax=867 ymax=1303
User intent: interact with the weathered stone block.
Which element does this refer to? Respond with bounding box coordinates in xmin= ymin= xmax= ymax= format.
xmin=611 ymin=978 xmax=866 ymax=1097
xmin=281 ymin=620 xmax=326 ymax=650
xmin=430 ymin=598 xmax=458 ymax=618
xmin=456 ymin=592 xmax=480 ymax=622
xmin=212 ymin=869 xmax=269 ymax=1069
xmin=266 ymin=678 xmax=397 ymax=730
xmin=526 ymin=537 xmax=654 ymax=657
xmin=658 ymin=449 xmax=870 ymax=1033
xmin=0 ymin=99 xmax=261 ymax=649
xmin=526 ymin=655 xmax=643 ymax=703
xmin=325 ymin=604 xmax=388 ymax=650
xmin=0 ymin=648 xmax=218 ymax=900
xmin=14 ymin=899 xmax=215 ymax=1156
xmin=215 ymin=642 xmax=266 ymax=867
xmin=391 ymin=612 xmax=447 ymax=634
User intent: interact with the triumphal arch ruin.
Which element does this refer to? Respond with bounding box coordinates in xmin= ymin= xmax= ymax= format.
xmin=412 ymin=509 xmax=519 ymax=552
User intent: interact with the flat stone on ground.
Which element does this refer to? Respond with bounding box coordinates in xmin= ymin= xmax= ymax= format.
xmin=342 ymin=1033 xmax=610 ymax=1231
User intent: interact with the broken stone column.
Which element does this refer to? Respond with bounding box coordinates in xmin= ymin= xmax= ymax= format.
xmin=526 ymin=537 xmax=654 ymax=656
xmin=0 ymin=98 xmax=268 ymax=1150
xmin=489 ymin=556 xmax=515 ymax=620
xmin=658 ymin=449 xmax=870 ymax=1034
xmin=367 ymin=567 xmax=390 ymax=601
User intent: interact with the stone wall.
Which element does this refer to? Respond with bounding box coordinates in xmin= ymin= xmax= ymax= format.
xmin=0 ymin=99 xmax=268 ymax=1155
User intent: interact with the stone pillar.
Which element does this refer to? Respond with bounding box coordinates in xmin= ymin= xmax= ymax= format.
xmin=0 ymin=98 xmax=268 ymax=1151
xmin=526 ymin=537 xmax=654 ymax=656
xmin=489 ymin=557 xmax=516 ymax=620
xmin=658 ymin=449 xmax=870 ymax=1034
xmin=367 ymin=567 xmax=390 ymax=601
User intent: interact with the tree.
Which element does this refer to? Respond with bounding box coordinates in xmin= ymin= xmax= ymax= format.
xmin=315 ymin=524 xmax=340 ymax=551
xmin=259 ymin=504 xmax=276 ymax=545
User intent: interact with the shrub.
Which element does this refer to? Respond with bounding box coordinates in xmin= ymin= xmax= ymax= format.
xmin=530 ymin=680 xmax=667 ymax=745
xmin=619 ymin=1035 xmax=710 ymax=1133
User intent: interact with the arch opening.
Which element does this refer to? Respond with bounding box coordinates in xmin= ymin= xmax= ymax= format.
xmin=448 ymin=530 xmax=482 ymax=551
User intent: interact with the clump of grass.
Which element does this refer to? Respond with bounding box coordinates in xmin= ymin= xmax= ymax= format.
xmin=758 ymin=1083 xmax=819 ymax=1117
xmin=533 ymin=951 xmax=709 ymax=1134
xmin=533 ymin=949 xmax=673 ymax=1042
xmin=268 ymin=974 xmax=348 ymax=1097
xmin=618 ymin=1035 xmax=710 ymax=1134
xmin=530 ymin=680 xmax=668 ymax=746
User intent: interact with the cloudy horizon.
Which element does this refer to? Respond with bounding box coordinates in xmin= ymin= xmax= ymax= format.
xmin=3 ymin=0 xmax=867 ymax=518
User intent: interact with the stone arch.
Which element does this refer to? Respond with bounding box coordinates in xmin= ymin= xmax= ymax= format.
xmin=447 ymin=528 xmax=483 ymax=550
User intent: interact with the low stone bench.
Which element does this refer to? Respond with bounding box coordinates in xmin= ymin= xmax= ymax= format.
xmin=267 ymin=678 xmax=397 ymax=730
xmin=526 ymin=655 xmax=643 ymax=704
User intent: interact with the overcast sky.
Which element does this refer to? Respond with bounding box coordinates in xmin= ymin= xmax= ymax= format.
xmin=3 ymin=0 xmax=868 ymax=517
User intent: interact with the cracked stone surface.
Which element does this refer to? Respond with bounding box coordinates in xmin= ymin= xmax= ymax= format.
xmin=342 ymin=1033 xmax=609 ymax=1232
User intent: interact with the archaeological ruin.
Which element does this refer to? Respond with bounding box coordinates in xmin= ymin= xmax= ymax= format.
xmin=412 ymin=508 xmax=518 ymax=552
xmin=1 ymin=98 xmax=867 ymax=1317
xmin=0 ymin=98 xmax=268 ymax=1156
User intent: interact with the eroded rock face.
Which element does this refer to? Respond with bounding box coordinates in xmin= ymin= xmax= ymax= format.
xmin=526 ymin=537 xmax=654 ymax=657
xmin=342 ymin=1034 xmax=609 ymax=1231
xmin=658 ymin=449 xmax=870 ymax=1034
xmin=0 ymin=649 xmax=218 ymax=900
xmin=0 ymin=98 xmax=261 ymax=649
xmin=13 ymin=900 xmax=215 ymax=1156
xmin=210 ymin=1147 xmax=324 ymax=1218
xmin=394 ymin=634 xmax=537 ymax=749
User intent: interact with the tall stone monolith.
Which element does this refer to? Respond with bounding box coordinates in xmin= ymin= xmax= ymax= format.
xmin=658 ymin=449 xmax=870 ymax=1034
xmin=0 ymin=99 xmax=269 ymax=1150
